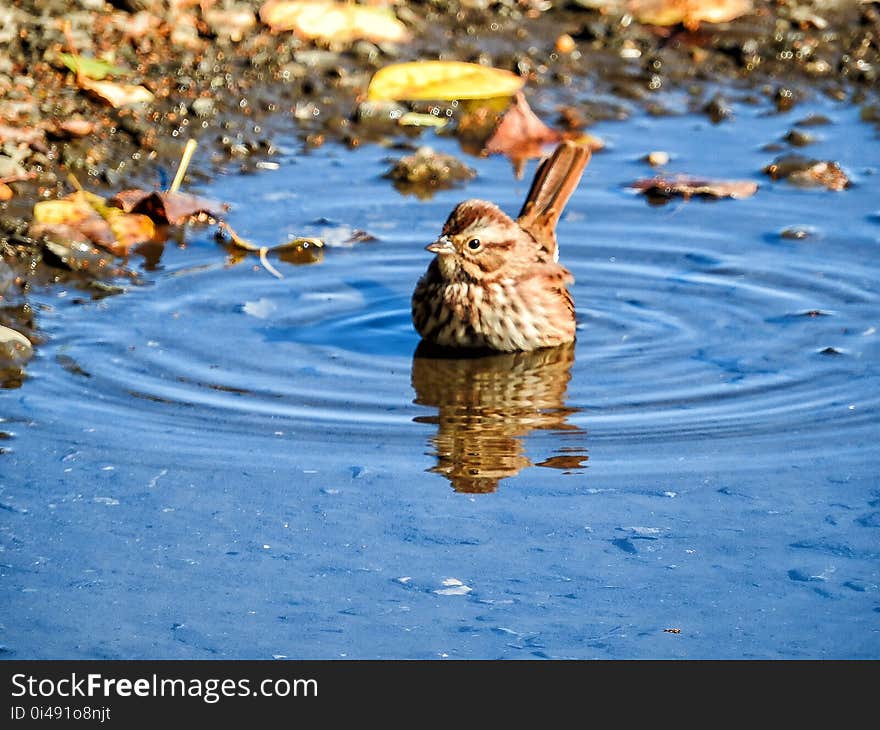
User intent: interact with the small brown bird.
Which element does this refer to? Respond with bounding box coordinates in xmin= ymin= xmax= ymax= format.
xmin=412 ymin=141 xmax=591 ymax=352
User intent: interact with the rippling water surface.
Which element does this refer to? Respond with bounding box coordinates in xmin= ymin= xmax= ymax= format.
xmin=3 ymin=95 xmax=879 ymax=658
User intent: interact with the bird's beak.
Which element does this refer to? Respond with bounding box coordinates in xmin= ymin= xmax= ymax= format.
xmin=426 ymin=235 xmax=455 ymax=255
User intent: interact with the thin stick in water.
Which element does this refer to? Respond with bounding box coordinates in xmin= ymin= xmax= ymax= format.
xmin=169 ymin=139 xmax=198 ymax=194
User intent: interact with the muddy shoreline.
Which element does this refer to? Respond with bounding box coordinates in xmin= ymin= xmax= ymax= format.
xmin=1 ymin=0 xmax=879 ymax=377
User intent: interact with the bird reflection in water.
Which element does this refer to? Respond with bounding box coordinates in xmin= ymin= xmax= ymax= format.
xmin=411 ymin=341 xmax=588 ymax=493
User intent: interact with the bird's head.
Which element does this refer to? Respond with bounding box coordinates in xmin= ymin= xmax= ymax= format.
xmin=426 ymin=200 xmax=524 ymax=281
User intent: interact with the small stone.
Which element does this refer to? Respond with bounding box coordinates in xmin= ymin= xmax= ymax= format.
xmin=191 ymin=98 xmax=215 ymax=118
xmin=385 ymin=147 xmax=475 ymax=198
xmin=784 ymin=129 xmax=815 ymax=147
xmin=795 ymin=114 xmax=832 ymax=127
xmin=780 ymin=226 xmax=816 ymax=240
xmin=702 ymin=94 xmax=733 ymax=124
xmin=774 ymin=87 xmax=798 ymax=112
xmin=645 ymin=150 xmax=670 ymax=167
xmin=555 ymin=34 xmax=576 ymax=54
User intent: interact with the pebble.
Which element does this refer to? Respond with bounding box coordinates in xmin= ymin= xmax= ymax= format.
xmin=645 ymin=150 xmax=670 ymax=167
xmin=780 ymin=225 xmax=816 ymax=240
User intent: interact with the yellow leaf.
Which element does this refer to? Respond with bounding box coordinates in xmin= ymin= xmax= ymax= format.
xmin=79 ymin=77 xmax=154 ymax=108
xmin=259 ymin=0 xmax=410 ymax=43
xmin=33 ymin=199 xmax=98 ymax=227
xmin=367 ymin=61 xmax=525 ymax=102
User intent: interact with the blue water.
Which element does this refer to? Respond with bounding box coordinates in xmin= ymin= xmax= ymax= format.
xmin=2 ymin=94 xmax=879 ymax=658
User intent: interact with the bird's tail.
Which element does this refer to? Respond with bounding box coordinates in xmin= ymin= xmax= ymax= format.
xmin=517 ymin=141 xmax=591 ymax=260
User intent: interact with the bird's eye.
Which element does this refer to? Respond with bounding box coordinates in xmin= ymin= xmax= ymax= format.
xmin=467 ymin=238 xmax=481 ymax=250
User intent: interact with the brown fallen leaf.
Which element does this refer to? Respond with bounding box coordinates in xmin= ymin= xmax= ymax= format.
xmin=791 ymin=162 xmax=849 ymax=191
xmin=763 ymin=155 xmax=850 ymax=191
xmin=79 ymin=77 xmax=154 ymax=108
xmin=109 ymin=190 xmax=229 ymax=225
xmin=33 ymin=191 xmax=156 ymax=255
xmin=630 ymin=175 xmax=758 ymax=201
xmin=629 ymin=0 xmax=753 ymax=30
xmin=260 ymin=0 xmax=410 ymax=43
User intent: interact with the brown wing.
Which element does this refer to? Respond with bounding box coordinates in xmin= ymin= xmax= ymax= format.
xmin=517 ymin=141 xmax=591 ymax=260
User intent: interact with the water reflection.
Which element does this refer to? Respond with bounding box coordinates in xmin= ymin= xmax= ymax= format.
xmin=411 ymin=341 xmax=586 ymax=493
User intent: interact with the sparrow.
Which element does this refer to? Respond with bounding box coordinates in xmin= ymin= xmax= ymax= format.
xmin=412 ymin=141 xmax=590 ymax=352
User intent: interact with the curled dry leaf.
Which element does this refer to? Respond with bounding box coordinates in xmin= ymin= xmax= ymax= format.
xmin=33 ymin=191 xmax=156 ymax=256
xmin=79 ymin=77 xmax=154 ymax=108
xmin=629 ymin=0 xmax=753 ymax=30
xmin=109 ymin=190 xmax=229 ymax=225
xmin=367 ymin=61 xmax=524 ymax=102
xmin=260 ymin=0 xmax=409 ymax=43
xmin=763 ymin=155 xmax=850 ymax=191
xmin=630 ymin=175 xmax=758 ymax=201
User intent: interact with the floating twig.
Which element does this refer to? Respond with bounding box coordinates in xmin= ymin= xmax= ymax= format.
xmin=169 ymin=139 xmax=198 ymax=194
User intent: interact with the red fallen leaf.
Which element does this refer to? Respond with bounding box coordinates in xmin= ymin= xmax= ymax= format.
xmin=483 ymin=93 xmax=604 ymax=178
xmin=630 ymin=175 xmax=758 ymax=200
xmin=108 ymin=190 xmax=229 ymax=225
xmin=483 ymin=92 xmax=562 ymax=158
